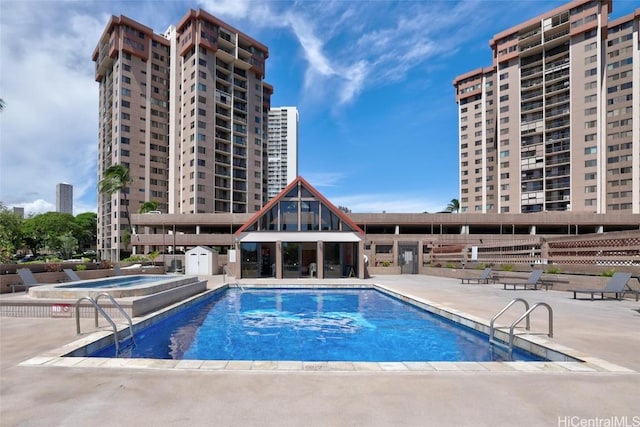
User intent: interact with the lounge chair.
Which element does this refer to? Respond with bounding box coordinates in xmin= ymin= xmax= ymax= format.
xmin=122 ymin=263 xmax=142 ymax=270
xmin=501 ymin=269 xmax=550 ymax=290
xmin=63 ymin=268 xmax=82 ymax=282
xmin=14 ymin=268 xmax=45 ymax=293
xmin=460 ymin=268 xmax=494 ymax=284
xmin=570 ymin=272 xmax=638 ymax=301
xmin=114 ymin=265 xmax=123 ymax=276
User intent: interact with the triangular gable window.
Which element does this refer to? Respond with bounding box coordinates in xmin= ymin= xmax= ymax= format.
xmin=236 ymin=177 xmax=364 ymax=235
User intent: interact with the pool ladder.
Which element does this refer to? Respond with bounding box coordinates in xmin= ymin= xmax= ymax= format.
xmin=75 ymin=293 xmax=136 ymax=357
xmin=489 ymin=298 xmax=553 ymax=355
xmin=223 ymin=266 xmax=245 ymax=292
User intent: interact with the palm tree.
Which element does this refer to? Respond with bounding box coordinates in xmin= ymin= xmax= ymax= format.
xmin=99 ymin=165 xmax=133 ymax=258
xmin=138 ymin=200 xmax=159 ymax=214
xmin=445 ymin=198 xmax=460 ymax=213
xmin=0 ymin=98 xmax=6 ymax=112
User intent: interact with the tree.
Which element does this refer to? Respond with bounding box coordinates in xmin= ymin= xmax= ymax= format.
xmin=99 ymin=165 xmax=133 ymax=257
xmin=445 ymin=198 xmax=460 ymax=213
xmin=58 ymin=232 xmax=78 ymax=259
xmin=0 ymin=202 xmax=23 ymax=262
xmin=74 ymin=212 xmax=97 ymax=253
xmin=0 ymin=98 xmax=6 ymax=112
xmin=21 ymin=212 xmax=77 ymax=256
xmin=338 ymin=206 xmax=351 ymax=214
xmin=138 ymin=200 xmax=159 ymax=214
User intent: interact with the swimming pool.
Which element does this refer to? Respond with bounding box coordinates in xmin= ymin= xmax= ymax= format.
xmin=89 ymin=288 xmax=543 ymax=362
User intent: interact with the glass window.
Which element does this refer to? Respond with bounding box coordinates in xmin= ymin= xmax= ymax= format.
xmin=280 ymin=201 xmax=298 ymax=231
xmin=320 ymin=204 xmax=340 ymax=231
xmin=300 ymin=201 xmax=319 ymax=231
xmin=260 ymin=205 xmax=278 ymax=231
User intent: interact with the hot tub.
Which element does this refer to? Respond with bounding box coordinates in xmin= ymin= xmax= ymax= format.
xmin=29 ymin=275 xmax=200 ymax=299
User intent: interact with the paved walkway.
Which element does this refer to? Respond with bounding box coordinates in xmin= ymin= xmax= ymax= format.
xmin=1 ymin=274 xmax=639 ymax=426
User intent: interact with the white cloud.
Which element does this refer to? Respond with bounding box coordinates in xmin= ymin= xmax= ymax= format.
xmin=198 ymin=0 xmax=251 ymax=19
xmin=0 ymin=3 xmax=104 ymax=215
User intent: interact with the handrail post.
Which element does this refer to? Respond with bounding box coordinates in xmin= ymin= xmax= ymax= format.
xmin=95 ymin=293 xmax=136 ymax=347
xmin=489 ymin=298 xmax=530 ymax=344
xmin=508 ymin=302 xmax=553 ymax=354
xmin=74 ymin=296 xmax=122 ymax=356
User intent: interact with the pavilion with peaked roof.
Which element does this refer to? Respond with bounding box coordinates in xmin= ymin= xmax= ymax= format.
xmin=231 ymin=176 xmax=366 ymax=279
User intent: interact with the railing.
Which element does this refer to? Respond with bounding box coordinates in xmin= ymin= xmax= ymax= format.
xmin=489 ymin=298 xmax=530 ymax=347
xmin=490 ymin=299 xmax=553 ymax=355
xmin=75 ymin=295 xmax=135 ymax=357
xmin=508 ymin=303 xmax=553 ymax=354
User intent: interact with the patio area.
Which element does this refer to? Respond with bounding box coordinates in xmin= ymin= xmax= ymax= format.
xmin=1 ymin=274 xmax=639 ymax=426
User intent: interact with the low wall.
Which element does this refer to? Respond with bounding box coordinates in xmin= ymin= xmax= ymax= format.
xmin=417 ymin=267 xmax=640 ymax=292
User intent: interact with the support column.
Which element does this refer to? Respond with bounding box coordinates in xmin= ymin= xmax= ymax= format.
xmin=275 ymin=241 xmax=283 ymax=279
xmin=317 ymin=241 xmax=324 ymax=279
xmin=358 ymin=240 xmax=365 ymax=279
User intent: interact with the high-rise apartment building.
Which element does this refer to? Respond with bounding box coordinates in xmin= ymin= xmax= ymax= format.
xmin=56 ymin=183 xmax=73 ymax=214
xmin=267 ymin=107 xmax=299 ymax=199
xmin=93 ymin=10 xmax=270 ymax=261
xmin=454 ymin=0 xmax=639 ymax=214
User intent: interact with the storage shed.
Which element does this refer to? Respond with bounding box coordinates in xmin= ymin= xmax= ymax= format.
xmin=185 ymin=246 xmax=219 ymax=276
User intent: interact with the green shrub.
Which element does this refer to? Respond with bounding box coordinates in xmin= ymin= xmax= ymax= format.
xmin=501 ymin=264 xmax=514 ymax=272
xmin=381 ymin=261 xmax=391 ymax=267
xmin=124 ymin=254 xmax=148 ymax=262
xmin=600 ymin=269 xmax=615 ymax=277
xmin=546 ymin=266 xmax=561 ymax=274
xmin=445 ymin=262 xmax=455 ymax=269
xmin=76 ymin=264 xmax=87 ymax=271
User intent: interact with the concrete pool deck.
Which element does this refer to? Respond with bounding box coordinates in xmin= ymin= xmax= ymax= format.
xmin=1 ymin=274 xmax=639 ymax=426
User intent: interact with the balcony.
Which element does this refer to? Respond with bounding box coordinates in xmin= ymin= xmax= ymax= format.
xmin=545 ymin=105 xmax=569 ymax=118
xmin=215 ymin=90 xmax=232 ymax=106
xmin=546 ymin=141 xmax=570 ymax=154
xmin=546 ymin=118 xmax=570 ymax=130
xmin=546 ymin=165 xmax=570 ymax=177
xmin=546 ymin=154 xmax=570 ymax=165
xmin=519 ymin=28 xmax=541 ymax=41
xmin=521 ymin=89 xmax=543 ymax=100
xmin=521 ymin=65 xmax=543 ymax=78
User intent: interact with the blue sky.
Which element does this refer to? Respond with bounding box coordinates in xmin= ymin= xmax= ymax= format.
xmin=1 ymin=0 xmax=638 ymax=215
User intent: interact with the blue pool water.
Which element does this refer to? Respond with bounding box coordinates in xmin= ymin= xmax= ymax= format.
xmin=58 ymin=275 xmax=166 ymax=289
xmin=90 ymin=288 xmax=543 ymax=362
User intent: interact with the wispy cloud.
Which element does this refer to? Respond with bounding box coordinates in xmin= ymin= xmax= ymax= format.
xmin=213 ymin=1 xmax=488 ymax=108
xmin=305 ymin=172 xmax=347 ymax=188
xmin=329 ymin=192 xmax=448 ymax=214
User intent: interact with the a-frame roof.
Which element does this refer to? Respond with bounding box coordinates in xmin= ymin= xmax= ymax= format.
xmin=235 ymin=176 xmax=364 ymax=236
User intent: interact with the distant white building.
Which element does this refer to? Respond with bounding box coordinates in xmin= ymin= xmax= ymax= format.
xmin=56 ymin=183 xmax=73 ymax=214
xmin=267 ymin=107 xmax=299 ymax=199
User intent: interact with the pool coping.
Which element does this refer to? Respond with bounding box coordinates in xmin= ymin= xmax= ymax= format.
xmin=19 ymin=283 xmax=636 ymax=374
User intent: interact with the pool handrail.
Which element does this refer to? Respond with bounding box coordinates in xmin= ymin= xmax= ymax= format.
xmin=95 ymin=293 xmax=136 ymax=349
xmin=75 ymin=296 xmax=121 ymax=356
xmin=75 ymin=295 xmax=136 ymax=357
